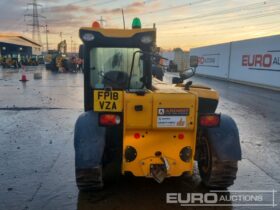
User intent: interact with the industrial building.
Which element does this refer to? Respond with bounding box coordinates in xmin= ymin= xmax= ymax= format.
xmin=0 ymin=34 xmax=42 ymax=58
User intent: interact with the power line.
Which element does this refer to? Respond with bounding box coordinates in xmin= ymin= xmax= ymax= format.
xmin=109 ymin=0 xmax=215 ymax=21
xmin=128 ymin=0 xmax=277 ymax=28
xmin=86 ymin=0 xmax=115 ymax=6
xmin=43 ymin=0 xmax=115 ymax=12
xmin=157 ymin=0 xmax=279 ymax=25
xmin=161 ymin=20 xmax=280 ymax=37
xmin=2 ymin=17 xmax=25 ymax=31
xmin=105 ymin=0 xmax=279 ymax=32
xmin=24 ymin=0 xmax=45 ymax=44
xmin=192 ymin=10 xmax=280 ymax=27
xmin=156 ymin=2 xmax=280 ymax=30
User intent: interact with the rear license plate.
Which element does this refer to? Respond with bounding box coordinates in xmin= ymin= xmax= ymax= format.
xmin=94 ymin=90 xmax=123 ymax=112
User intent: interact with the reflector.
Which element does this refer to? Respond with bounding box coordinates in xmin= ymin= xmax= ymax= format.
xmin=134 ymin=133 xmax=141 ymax=139
xmin=178 ymin=133 xmax=185 ymax=140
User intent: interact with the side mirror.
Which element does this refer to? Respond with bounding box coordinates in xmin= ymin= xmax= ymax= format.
xmin=179 ymin=69 xmax=194 ymax=80
xmin=172 ymin=77 xmax=184 ymax=84
xmin=190 ymin=56 xmax=198 ymax=68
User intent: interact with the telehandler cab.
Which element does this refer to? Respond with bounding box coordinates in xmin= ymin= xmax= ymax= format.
xmin=74 ymin=19 xmax=241 ymax=191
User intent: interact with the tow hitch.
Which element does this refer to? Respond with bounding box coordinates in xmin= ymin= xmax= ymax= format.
xmin=150 ymin=157 xmax=170 ymax=183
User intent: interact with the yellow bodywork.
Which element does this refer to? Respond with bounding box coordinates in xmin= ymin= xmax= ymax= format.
xmin=155 ymin=79 xmax=219 ymax=101
xmin=85 ymin=25 xmax=219 ymax=178
xmin=93 ymin=78 xmax=219 ymax=178
xmin=122 ymin=91 xmax=198 ymax=177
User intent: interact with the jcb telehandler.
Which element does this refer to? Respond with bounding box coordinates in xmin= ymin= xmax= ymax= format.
xmin=74 ymin=19 xmax=241 ymax=191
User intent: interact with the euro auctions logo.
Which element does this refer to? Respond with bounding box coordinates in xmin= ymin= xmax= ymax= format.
xmin=167 ymin=192 xmax=219 ymax=205
xmin=198 ymin=54 xmax=220 ymax=67
xmin=242 ymin=51 xmax=280 ymax=71
xmin=166 ymin=190 xmax=278 ymax=207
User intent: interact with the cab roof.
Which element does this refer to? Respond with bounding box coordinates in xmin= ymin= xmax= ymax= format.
xmin=80 ymin=27 xmax=156 ymax=38
xmin=79 ymin=27 xmax=156 ymax=49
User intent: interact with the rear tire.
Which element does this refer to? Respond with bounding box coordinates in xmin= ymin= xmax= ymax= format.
xmin=74 ymin=112 xmax=106 ymax=191
xmin=76 ymin=160 xmax=121 ymax=191
xmin=75 ymin=125 xmax=122 ymax=191
xmin=76 ymin=167 xmax=103 ymax=191
xmin=197 ymin=132 xmax=238 ymax=189
xmin=102 ymin=127 xmax=123 ymax=186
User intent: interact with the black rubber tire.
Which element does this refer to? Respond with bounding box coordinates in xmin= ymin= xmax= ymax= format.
xmin=76 ymin=153 xmax=121 ymax=192
xmin=76 ymin=161 xmax=121 ymax=191
xmin=197 ymin=132 xmax=238 ymax=189
xmin=74 ymin=112 xmax=106 ymax=192
xmin=102 ymin=158 xmax=122 ymax=186
xmin=76 ymin=167 xmax=103 ymax=191
xmin=102 ymin=127 xmax=123 ymax=186
xmin=76 ymin=126 xmax=122 ymax=191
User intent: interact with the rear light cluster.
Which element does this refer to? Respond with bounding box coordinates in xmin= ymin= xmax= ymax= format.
xmin=199 ymin=114 xmax=220 ymax=127
xmin=99 ymin=114 xmax=121 ymax=126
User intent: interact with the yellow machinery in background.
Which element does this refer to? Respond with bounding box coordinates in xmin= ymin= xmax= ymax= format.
xmin=45 ymin=41 xmax=67 ymax=71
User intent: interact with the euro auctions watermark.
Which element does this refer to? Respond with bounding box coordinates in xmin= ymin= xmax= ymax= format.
xmin=166 ymin=190 xmax=278 ymax=207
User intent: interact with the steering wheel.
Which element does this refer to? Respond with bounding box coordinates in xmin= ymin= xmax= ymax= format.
xmin=102 ymin=71 xmax=129 ymax=89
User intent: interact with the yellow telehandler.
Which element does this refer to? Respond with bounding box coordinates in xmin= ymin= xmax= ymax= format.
xmin=74 ymin=18 xmax=241 ymax=191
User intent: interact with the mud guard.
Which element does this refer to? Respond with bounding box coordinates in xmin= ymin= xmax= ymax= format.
xmin=74 ymin=111 xmax=106 ymax=169
xmin=205 ymin=114 xmax=242 ymax=161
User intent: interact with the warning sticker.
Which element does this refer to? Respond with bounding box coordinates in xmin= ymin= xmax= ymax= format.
xmin=157 ymin=108 xmax=189 ymax=128
xmin=157 ymin=108 xmax=189 ymax=116
xmin=157 ymin=116 xmax=187 ymax=128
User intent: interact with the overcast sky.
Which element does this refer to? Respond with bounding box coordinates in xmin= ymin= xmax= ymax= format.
xmin=0 ymin=0 xmax=279 ymax=51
